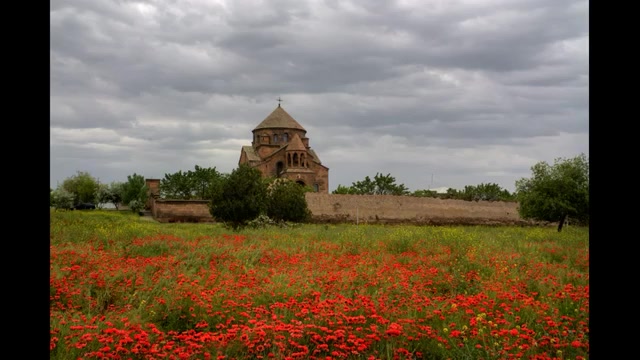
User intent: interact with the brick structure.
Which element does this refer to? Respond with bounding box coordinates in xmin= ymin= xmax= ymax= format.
xmin=145 ymin=179 xmax=160 ymax=210
xmin=238 ymin=104 xmax=329 ymax=193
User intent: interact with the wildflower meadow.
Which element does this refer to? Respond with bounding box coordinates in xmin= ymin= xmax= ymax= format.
xmin=50 ymin=210 xmax=589 ymax=360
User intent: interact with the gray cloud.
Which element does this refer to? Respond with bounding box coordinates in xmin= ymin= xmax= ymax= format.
xmin=50 ymin=0 xmax=589 ymax=193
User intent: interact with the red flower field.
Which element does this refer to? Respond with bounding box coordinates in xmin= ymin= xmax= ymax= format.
xmin=50 ymin=212 xmax=589 ymax=359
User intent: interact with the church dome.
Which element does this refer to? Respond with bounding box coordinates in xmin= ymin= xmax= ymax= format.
xmin=253 ymin=105 xmax=306 ymax=132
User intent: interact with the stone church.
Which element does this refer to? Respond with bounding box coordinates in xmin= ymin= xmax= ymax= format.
xmin=238 ymin=104 xmax=329 ymax=193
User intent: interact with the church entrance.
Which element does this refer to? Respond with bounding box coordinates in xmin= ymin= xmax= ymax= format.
xmin=276 ymin=161 xmax=284 ymax=177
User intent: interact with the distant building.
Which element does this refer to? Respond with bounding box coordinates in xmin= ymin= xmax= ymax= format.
xmin=238 ymin=104 xmax=329 ymax=193
xmin=429 ymin=186 xmax=450 ymax=194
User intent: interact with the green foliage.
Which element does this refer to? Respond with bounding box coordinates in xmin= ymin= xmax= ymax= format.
xmin=51 ymin=187 xmax=75 ymax=210
xmin=95 ymin=184 xmax=109 ymax=209
xmin=515 ymin=153 xmax=589 ymax=230
xmin=122 ymin=173 xmax=149 ymax=212
xmin=128 ymin=199 xmax=145 ymax=213
xmin=266 ymin=178 xmax=311 ymax=223
xmin=209 ymin=164 xmax=267 ymax=229
xmin=459 ymin=183 xmax=515 ymax=202
xmin=244 ymin=214 xmax=300 ymax=229
xmin=95 ymin=182 xmax=124 ymax=209
xmin=433 ymin=184 xmax=515 ymax=202
xmin=160 ymin=170 xmax=192 ymax=199
xmin=61 ymin=171 xmax=100 ymax=205
xmin=107 ymin=182 xmax=125 ymax=210
xmin=160 ymin=165 xmax=224 ymax=200
xmin=332 ymin=184 xmax=357 ymax=194
xmin=411 ymin=189 xmax=438 ymax=197
xmin=335 ymin=172 xmax=410 ymax=195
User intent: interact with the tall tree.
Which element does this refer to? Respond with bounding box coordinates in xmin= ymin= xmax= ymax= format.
xmin=191 ymin=165 xmax=224 ymax=199
xmin=160 ymin=165 xmax=224 ymax=199
xmin=61 ymin=171 xmax=99 ymax=205
xmin=159 ymin=170 xmax=193 ymax=199
xmin=122 ymin=173 xmax=149 ymax=212
xmin=515 ymin=153 xmax=589 ymax=232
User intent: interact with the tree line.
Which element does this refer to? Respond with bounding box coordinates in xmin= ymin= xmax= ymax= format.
xmin=50 ymin=172 xmax=149 ymax=212
xmin=50 ymin=153 xmax=588 ymax=232
xmin=332 ymin=173 xmax=516 ymax=202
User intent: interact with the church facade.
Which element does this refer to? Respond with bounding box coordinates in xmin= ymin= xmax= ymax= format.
xmin=238 ymin=105 xmax=329 ymax=193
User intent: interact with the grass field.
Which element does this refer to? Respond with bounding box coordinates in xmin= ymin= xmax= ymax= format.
xmin=50 ymin=210 xmax=589 ymax=359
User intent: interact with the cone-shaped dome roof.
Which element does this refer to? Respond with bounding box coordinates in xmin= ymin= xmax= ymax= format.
xmin=287 ymin=133 xmax=307 ymax=151
xmin=253 ymin=106 xmax=306 ymax=131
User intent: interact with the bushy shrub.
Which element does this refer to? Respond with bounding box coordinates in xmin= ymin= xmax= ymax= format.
xmin=266 ymin=178 xmax=311 ymax=223
xmin=210 ymin=164 xmax=267 ymax=229
xmin=128 ymin=200 xmax=145 ymax=214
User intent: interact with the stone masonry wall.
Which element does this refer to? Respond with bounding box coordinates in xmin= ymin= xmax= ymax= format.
xmin=147 ymin=193 xmax=530 ymax=225
xmin=304 ymin=193 xmax=528 ymax=225
xmin=152 ymin=199 xmax=214 ymax=223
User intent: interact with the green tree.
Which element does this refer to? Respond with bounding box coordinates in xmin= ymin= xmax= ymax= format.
xmin=122 ymin=173 xmax=149 ymax=212
xmin=108 ymin=182 xmax=125 ymax=210
xmin=347 ymin=172 xmax=410 ymax=195
xmin=332 ymin=184 xmax=357 ymax=194
xmin=457 ymin=183 xmax=515 ymax=202
xmin=61 ymin=171 xmax=99 ymax=205
xmin=160 ymin=165 xmax=224 ymax=200
xmin=191 ymin=165 xmax=224 ymax=199
xmin=443 ymin=188 xmax=461 ymax=199
xmin=95 ymin=181 xmax=125 ymax=209
xmin=515 ymin=153 xmax=589 ymax=232
xmin=266 ymin=178 xmax=311 ymax=223
xmin=95 ymin=184 xmax=109 ymax=209
xmin=51 ymin=187 xmax=75 ymax=210
xmin=209 ymin=164 xmax=267 ymax=229
xmin=159 ymin=170 xmax=193 ymax=199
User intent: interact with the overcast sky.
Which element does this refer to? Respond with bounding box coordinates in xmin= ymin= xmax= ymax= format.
xmin=50 ymin=0 xmax=588 ymax=193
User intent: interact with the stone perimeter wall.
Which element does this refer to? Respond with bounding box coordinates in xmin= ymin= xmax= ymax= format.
xmin=148 ymin=193 xmax=532 ymax=225
xmin=305 ymin=193 xmax=527 ymax=225
xmin=150 ymin=199 xmax=214 ymax=223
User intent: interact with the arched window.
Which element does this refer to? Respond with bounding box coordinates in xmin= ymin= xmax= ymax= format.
xmin=314 ymin=184 xmax=319 ymax=192
xmin=273 ymin=134 xmax=279 ymax=143
xmin=283 ymin=133 xmax=289 ymax=142
xmin=276 ymin=161 xmax=284 ymax=176
xmin=293 ymin=153 xmax=299 ymax=167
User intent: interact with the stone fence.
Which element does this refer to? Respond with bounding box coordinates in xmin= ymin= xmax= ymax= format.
xmin=146 ymin=192 xmax=532 ymax=225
